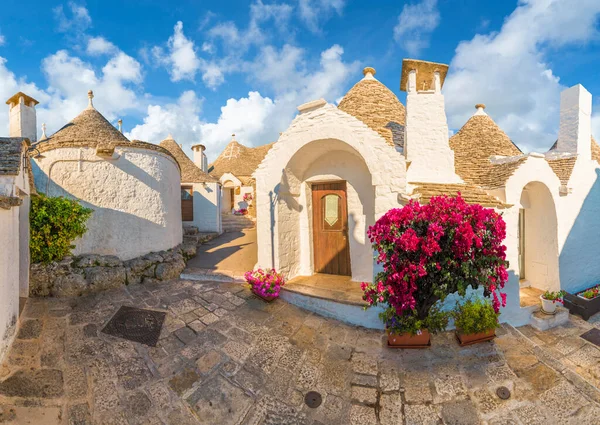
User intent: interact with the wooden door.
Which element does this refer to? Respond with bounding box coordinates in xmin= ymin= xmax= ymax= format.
xmin=312 ymin=182 xmax=351 ymax=276
xmin=181 ymin=186 xmax=193 ymax=221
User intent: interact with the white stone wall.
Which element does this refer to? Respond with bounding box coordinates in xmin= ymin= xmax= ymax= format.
xmin=557 ymin=85 xmax=592 ymax=160
xmin=8 ymin=100 xmax=37 ymax=142
xmin=255 ymin=103 xmax=406 ymax=281
xmin=405 ymin=88 xmax=461 ymax=184
xmin=0 ymin=206 xmax=20 ymax=363
xmin=184 ymin=182 xmax=222 ymax=233
xmin=32 ymin=146 xmax=183 ymax=260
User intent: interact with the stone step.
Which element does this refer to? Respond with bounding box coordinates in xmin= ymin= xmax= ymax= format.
xmin=183 ymin=233 xmax=219 ymax=245
xmin=183 ymin=225 xmax=199 ymax=236
xmin=180 ymin=267 xmax=245 ymax=283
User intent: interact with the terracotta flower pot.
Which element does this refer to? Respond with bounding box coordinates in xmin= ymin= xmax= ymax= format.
xmin=387 ymin=329 xmax=430 ymax=349
xmin=252 ymin=289 xmax=277 ymax=302
xmin=540 ymin=295 xmax=559 ymax=315
xmin=455 ymin=329 xmax=496 ymax=346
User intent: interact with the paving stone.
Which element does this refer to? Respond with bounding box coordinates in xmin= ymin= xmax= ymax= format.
xmin=187 ymin=375 xmax=252 ymax=425
xmin=200 ymin=312 xmax=220 ymax=325
xmin=196 ymin=350 xmax=224 ymax=374
xmin=0 ymin=369 xmax=63 ymax=398
xmin=351 ymin=373 xmax=378 ymax=388
xmin=68 ymin=402 xmax=91 ymax=425
xmin=115 ymin=357 xmax=153 ymax=390
xmin=16 ymin=319 xmax=42 ymax=339
xmin=350 ymin=352 xmax=377 ymax=376
xmin=512 ymin=404 xmax=550 ymax=425
xmin=188 ymin=319 xmax=206 ymax=333
xmin=518 ymin=363 xmax=559 ymax=392
xmin=471 ymin=388 xmax=501 ymax=414
xmin=174 ymin=326 xmax=197 ymax=345
xmin=169 ymin=368 xmax=201 ymax=396
xmin=441 ymin=399 xmax=480 ymax=425
xmin=64 ymin=365 xmax=88 ymax=398
xmin=350 ymin=385 xmax=377 ymax=405
xmin=222 ymin=340 xmax=251 ymax=363
xmin=379 ymin=392 xmax=403 ymax=425
xmin=349 ymin=404 xmax=377 ymax=425
xmin=125 ymin=390 xmax=152 ymax=418
xmin=539 ymin=380 xmax=589 ymax=416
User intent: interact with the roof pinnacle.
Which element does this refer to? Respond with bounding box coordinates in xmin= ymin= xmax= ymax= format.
xmin=474 ymin=103 xmax=487 ymax=116
xmin=362 ymin=67 xmax=376 ymax=80
xmin=87 ymin=90 xmax=94 ymax=108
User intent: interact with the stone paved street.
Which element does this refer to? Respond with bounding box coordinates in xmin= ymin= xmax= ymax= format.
xmin=1 ymin=278 xmax=600 ymax=424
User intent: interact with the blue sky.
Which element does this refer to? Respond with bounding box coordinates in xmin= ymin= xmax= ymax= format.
xmin=1 ymin=0 xmax=599 ymax=160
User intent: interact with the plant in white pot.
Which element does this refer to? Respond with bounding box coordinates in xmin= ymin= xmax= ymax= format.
xmin=540 ymin=290 xmax=565 ymax=315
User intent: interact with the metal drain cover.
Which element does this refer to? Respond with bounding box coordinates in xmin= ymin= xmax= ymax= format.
xmin=496 ymin=386 xmax=511 ymax=400
xmin=580 ymin=328 xmax=600 ymax=347
xmin=304 ymin=391 xmax=322 ymax=408
xmin=102 ymin=306 xmax=166 ymax=347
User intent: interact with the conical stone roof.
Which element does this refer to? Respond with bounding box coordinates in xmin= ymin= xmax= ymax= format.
xmin=338 ymin=67 xmax=406 ymax=148
xmin=208 ymin=136 xmax=274 ymax=185
xmin=159 ymin=136 xmax=218 ymax=183
xmin=449 ymin=105 xmax=523 ymax=186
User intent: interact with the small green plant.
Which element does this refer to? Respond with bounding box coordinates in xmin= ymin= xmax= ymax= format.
xmin=453 ymin=298 xmax=499 ymax=335
xmin=542 ymin=290 xmax=565 ymax=302
xmin=30 ymin=195 xmax=93 ymax=264
xmin=381 ymin=304 xmax=449 ymax=336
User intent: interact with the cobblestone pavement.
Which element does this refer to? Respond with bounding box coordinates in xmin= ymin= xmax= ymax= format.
xmin=1 ymin=278 xmax=600 ymax=425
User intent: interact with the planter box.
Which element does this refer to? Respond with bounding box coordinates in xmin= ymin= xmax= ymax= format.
xmin=564 ymin=291 xmax=600 ymax=321
xmin=252 ymin=290 xmax=277 ymax=302
xmin=455 ymin=329 xmax=496 ymax=347
xmin=387 ymin=330 xmax=430 ymax=349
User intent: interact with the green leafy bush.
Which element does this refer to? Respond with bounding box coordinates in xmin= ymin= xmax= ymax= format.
xmin=30 ymin=195 xmax=93 ymax=263
xmin=381 ymin=304 xmax=449 ymax=336
xmin=453 ymin=298 xmax=499 ymax=334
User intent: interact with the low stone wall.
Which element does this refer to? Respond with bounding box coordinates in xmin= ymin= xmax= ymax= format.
xmin=30 ymin=243 xmax=197 ymax=297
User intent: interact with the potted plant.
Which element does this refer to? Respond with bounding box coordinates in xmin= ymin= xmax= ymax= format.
xmin=245 ymin=268 xmax=285 ymax=302
xmin=563 ymin=284 xmax=600 ymax=320
xmin=453 ymin=298 xmax=499 ymax=346
xmin=383 ymin=306 xmax=448 ymax=348
xmin=361 ymin=194 xmax=509 ymax=349
xmin=540 ymin=290 xmax=565 ymax=315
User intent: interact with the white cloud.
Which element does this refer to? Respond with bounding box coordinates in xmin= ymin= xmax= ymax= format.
xmin=86 ymin=36 xmax=117 ymax=56
xmin=298 ymin=0 xmax=345 ymax=33
xmin=53 ymin=2 xmax=92 ymax=34
xmin=393 ymin=0 xmax=440 ymax=56
xmin=0 ymin=35 xmax=5 ymax=46
xmin=444 ymin=0 xmax=600 ymax=152
xmin=130 ymin=43 xmax=358 ymax=159
xmin=153 ymin=21 xmax=201 ymax=82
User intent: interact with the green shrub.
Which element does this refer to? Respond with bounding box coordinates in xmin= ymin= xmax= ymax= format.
xmin=30 ymin=195 xmax=93 ymax=263
xmin=453 ymin=298 xmax=499 ymax=334
xmin=381 ymin=304 xmax=449 ymax=336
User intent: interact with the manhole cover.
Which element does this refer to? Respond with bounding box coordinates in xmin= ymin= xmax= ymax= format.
xmin=496 ymin=386 xmax=511 ymax=400
xmin=102 ymin=306 xmax=166 ymax=347
xmin=304 ymin=391 xmax=322 ymax=408
xmin=580 ymin=328 xmax=600 ymax=347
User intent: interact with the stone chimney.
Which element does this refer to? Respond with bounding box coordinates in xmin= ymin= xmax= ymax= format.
xmin=557 ymin=84 xmax=592 ymax=160
xmin=6 ymin=92 xmax=39 ymax=143
xmin=191 ymin=143 xmax=208 ymax=172
xmin=400 ymin=59 xmax=461 ymax=184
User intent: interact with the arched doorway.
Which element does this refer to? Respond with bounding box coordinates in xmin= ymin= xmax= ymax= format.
xmin=276 ymin=139 xmax=376 ymax=282
xmin=518 ymin=181 xmax=560 ymax=293
xmin=221 ymin=180 xmax=236 ymax=213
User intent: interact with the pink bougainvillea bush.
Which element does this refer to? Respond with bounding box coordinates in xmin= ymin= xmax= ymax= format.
xmin=245 ymin=268 xmax=285 ymax=298
xmin=361 ymin=194 xmax=509 ymax=334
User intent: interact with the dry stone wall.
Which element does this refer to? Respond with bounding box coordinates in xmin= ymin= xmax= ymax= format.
xmin=29 ymin=243 xmax=197 ymax=297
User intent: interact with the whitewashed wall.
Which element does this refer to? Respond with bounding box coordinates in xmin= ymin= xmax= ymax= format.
xmin=220 ymin=173 xmax=252 ymax=213
xmin=0 ymin=206 xmax=20 ymax=362
xmin=255 ymin=103 xmax=406 ymax=281
xmin=32 ymin=146 xmax=183 ymax=260
xmin=184 ymin=182 xmax=222 ymax=233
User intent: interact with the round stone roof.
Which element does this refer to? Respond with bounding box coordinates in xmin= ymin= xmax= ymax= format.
xmin=35 ymin=93 xmax=177 ymax=163
xmin=338 ymin=67 xmax=406 ymax=147
xmin=159 ymin=136 xmax=218 ymax=183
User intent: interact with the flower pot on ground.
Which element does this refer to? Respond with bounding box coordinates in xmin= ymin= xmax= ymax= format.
xmin=361 ymin=195 xmax=509 ymax=349
xmin=453 ymin=299 xmax=499 ymax=346
xmin=245 ymin=268 xmax=285 ymax=302
xmin=383 ymin=307 xmax=448 ymax=348
xmin=540 ymin=290 xmax=565 ymax=315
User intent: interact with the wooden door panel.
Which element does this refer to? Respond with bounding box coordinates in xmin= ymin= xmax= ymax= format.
xmin=181 ymin=186 xmax=194 ymax=221
xmin=312 ymin=182 xmax=351 ymax=276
